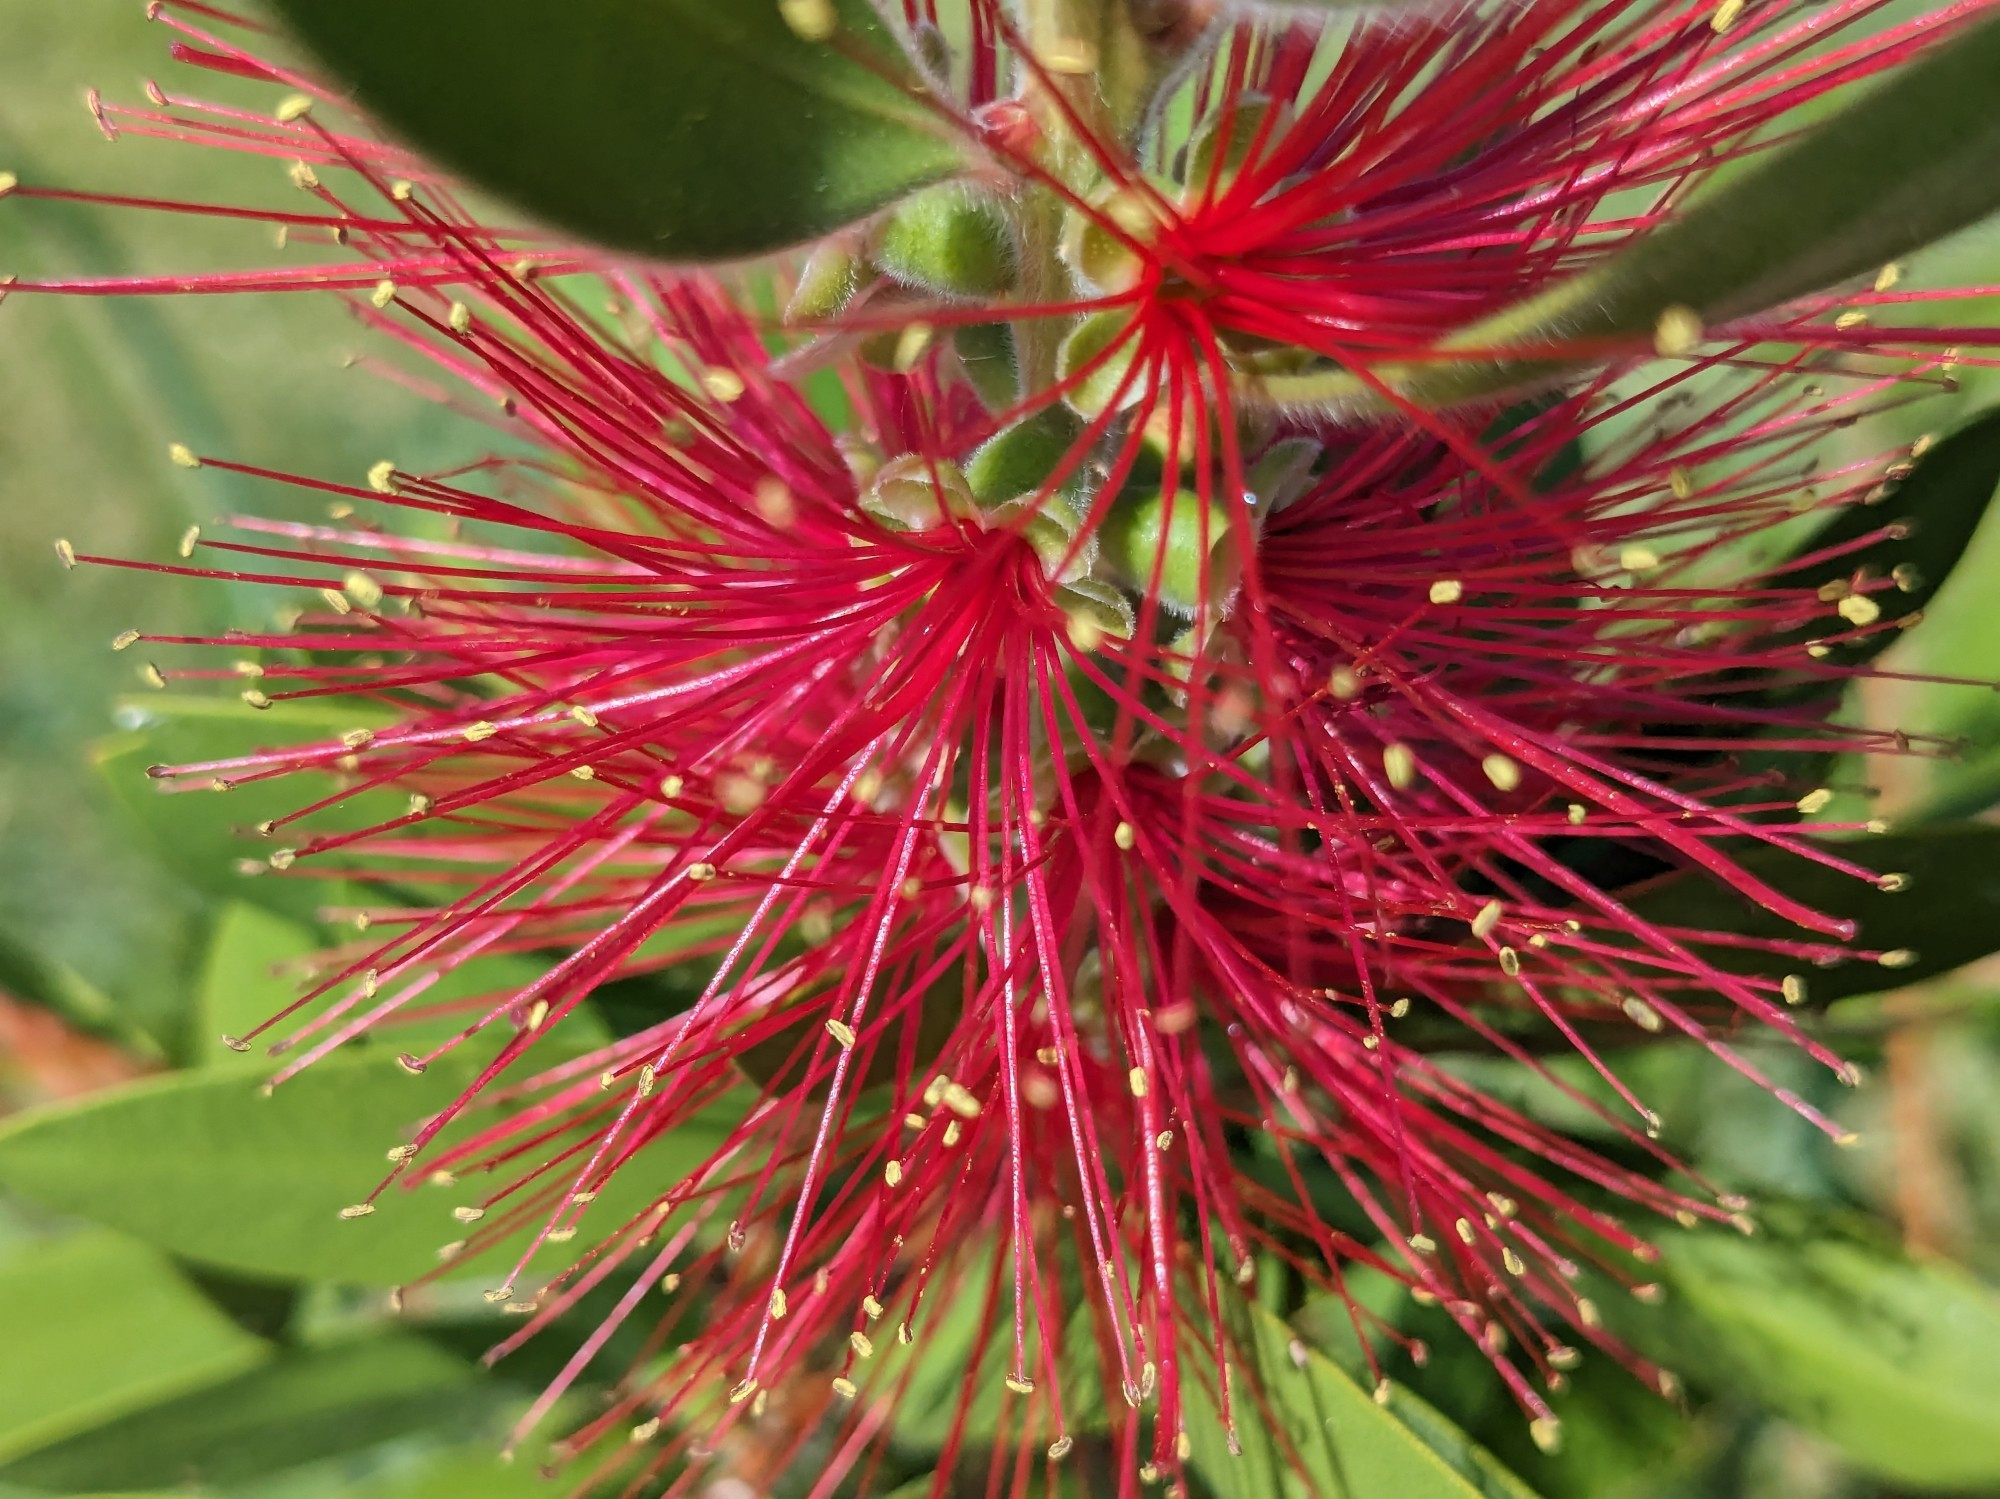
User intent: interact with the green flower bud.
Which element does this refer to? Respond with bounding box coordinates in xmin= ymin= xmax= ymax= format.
xmin=860 ymin=455 xmax=974 ymax=531
xmin=1182 ymin=93 xmax=1286 ymax=199
xmin=1060 ymin=188 xmax=1161 ymax=297
xmin=966 ymin=407 xmax=1085 ymax=506
xmin=1055 ymin=577 xmax=1135 ymax=647
xmin=872 ymin=184 xmax=1018 ymax=301
xmin=1097 ymin=484 xmax=1233 ymax=615
xmin=1057 ymin=308 xmax=1145 ymax=418
xmin=784 ymin=237 xmax=865 ymax=326
xmin=954 ymin=322 xmax=1020 ymax=411
xmin=1246 ymin=437 xmax=1321 ymax=512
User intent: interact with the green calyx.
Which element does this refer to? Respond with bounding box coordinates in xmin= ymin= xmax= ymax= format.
xmin=860 ymin=456 xmax=976 ymax=531
xmin=872 ymin=183 xmax=1020 ymax=301
xmin=1096 ymin=482 xmax=1235 ymax=616
xmin=1057 ymin=308 xmax=1145 ymax=418
xmin=785 ymin=237 xmax=866 ymax=325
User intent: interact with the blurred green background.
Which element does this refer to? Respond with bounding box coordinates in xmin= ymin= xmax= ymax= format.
xmin=1 ymin=4 xmax=1998 ymax=1497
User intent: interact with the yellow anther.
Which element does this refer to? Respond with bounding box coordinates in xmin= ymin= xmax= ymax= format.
xmin=1128 ymin=1066 xmax=1149 ymax=1099
xmin=825 ymin=1018 xmax=856 ymax=1050
xmin=1428 ymin=578 xmax=1463 ymax=605
xmin=370 ymin=279 xmax=397 ymax=309
xmin=274 ymin=93 xmax=314 ymax=123
xmin=1622 ymin=995 xmax=1664 ymax=1032
xmin=778 ymin=0 xmax=838 ymax=40
xmin=700 ymin=367 xmax=746 ymax=403
xmin=1382 ymin=742 xmax=1417 ymax=790
xmin=1837 ymin=593 xmax=1881 ymax=626
xmin=1653 ymin=305 xmax=1702 ymax=356
xmin=462 ymin=720 xmax=498 ymax=742
xmin=1481 ymin=753 xmax=1522 ymax=792
xmin=1471 ymin=899 xmax=1504 ymax=940
xmin=1113 ymin=820 xmax=1136 ymax=850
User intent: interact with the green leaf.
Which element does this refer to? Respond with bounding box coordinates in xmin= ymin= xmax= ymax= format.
xmin=1626 ymin=823 xmax=2000 ymax=1003
xmin=0 ymin=1334 xmax=495 ymax=1493
xmin=94 ymin=695 xmax=401 ymax=924
xmin=1250 ymin=15 xmax=2000 ymax=413
xmin=197 ymin=901 xmax=324 ymax=1070
xmin=0 ymin=1048 xmax=727 ymax=1286
xmin=1621 ymin=1223 xmax=2000 ymax=1488
xmin=0 ymin=922 xmax=164 ymax=1061
xmin=268 ymin=0 xmax=966 ymax=261
xmin=350 ymin=1447 xmax=559 ymax=1499
xmin=1769 ymin=404 xmax=2000 ymax=675
xmin=194 ymin=900 xmax=612 ymax=1069
xmin=1186 ymin=1293 xmax=1541 ymax=1499
xmin=0 ymin=1230 xmax=270 ymax=1465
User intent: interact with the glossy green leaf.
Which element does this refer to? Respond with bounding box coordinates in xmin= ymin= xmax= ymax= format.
xmin=353 ymin=1447 xmax=560 ymax=1499
xmin=0 ymin=1334 xmax=493 ymax=1493
xmin=194 ymin=900 xmax=611 ymax=1070
xmin=197 ymin=901 xmax=324 ymax=1070
xmin=94 ymin=695 xmax=401 ymax=924
xmin=1769 ymin=404 xmax=2000 ymax=675
xmin=268 ymin=0 xmax=966 ymax=261
xmin=1621 ymin=1224 xmax=2000 ymax=1488
xmin=1186 ymin=1293 xmax=1540 ymax=1499
xmin=1627 ymin=823 xmax=2000 ymax=1002
xmin=0 ymin=1230 xmax=270 ymax=1464
xmin=0 ymin=1048 xmax=727 ymax=1286
xmin=1251 ymin=15 xmax=2000 ymax=413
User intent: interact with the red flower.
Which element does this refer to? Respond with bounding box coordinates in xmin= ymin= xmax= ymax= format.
xmin=24 ymin=0 xmax=2000 ymax=1490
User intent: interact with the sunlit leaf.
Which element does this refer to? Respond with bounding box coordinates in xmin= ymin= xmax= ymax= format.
xmin=0 ymin=1334 xmax=495 ymax=1493
xmin=1616 ymin=1220 xmax=2000 ymax=1488
xmin=0 ymin=1048 xmax=728 ymax=1286
xmin=1186 ymin=1291 xmax=1541 ymax=1498
xmin=0 ymin=1230 xmax=269 ymax=1465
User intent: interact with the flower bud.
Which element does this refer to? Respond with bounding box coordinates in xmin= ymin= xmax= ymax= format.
xmin=872 ymin=184 xmax=1018 ymax=301
xmin=966 ymin=407 xmax=1084 ymax=507
xmin=1182 ymin=93 xmax=1287 ymax=199
xmin=859 ymin=455 xmax=974 ymax=531
xmin=1057 ymin=308 xmax=1144 ymax=418
xmin=1097 ymin=484 xmax=1234 ymax=615
xmin=784 ymin=237 xmax=866 ymax=325
xmin=954 ymin=322 xmax=1019 ymax=411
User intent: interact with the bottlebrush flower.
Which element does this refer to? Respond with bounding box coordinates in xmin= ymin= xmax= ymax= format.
xmin=20 ymin=0 xmax=2000 ymax=1492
